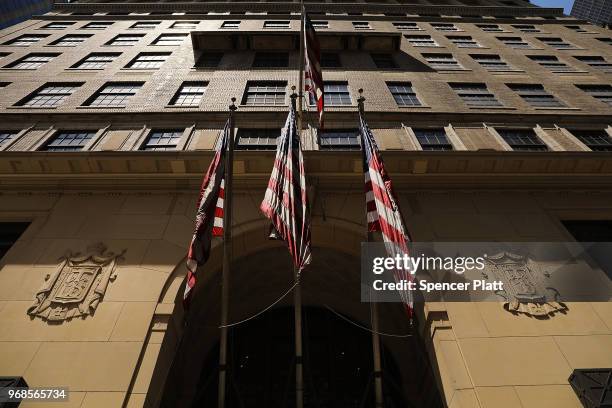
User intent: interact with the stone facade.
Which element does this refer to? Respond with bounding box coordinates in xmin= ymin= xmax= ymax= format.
xmin=0 ymin=0 xmax=611 ymax=407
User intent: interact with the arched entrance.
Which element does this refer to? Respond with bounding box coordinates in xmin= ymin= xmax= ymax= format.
xmin=150 ymin=242 xmax=442 ymax=408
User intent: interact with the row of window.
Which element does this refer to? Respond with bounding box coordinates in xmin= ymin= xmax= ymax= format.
xmin=6 ymin=79 xmax=611 ymax=109
xmin=2 ymin=49 xmax=610 ymax=78
xmin=1 ymin=127 xmax=610 ymax=152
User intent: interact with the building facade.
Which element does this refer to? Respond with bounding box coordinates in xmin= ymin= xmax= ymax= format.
xmin=570 ymin=0 xmax=611 ymax=28
xmin=0 ymin=0 xmax=611 ymax=407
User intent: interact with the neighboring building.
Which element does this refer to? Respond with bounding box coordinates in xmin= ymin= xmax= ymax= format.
xmin=571 ymin=0 xmax=612 ymax=27
xmin=0 ymin=0 xmax=611 ymax=407
xmin=0 ymin=0 xmax=53 ymax=29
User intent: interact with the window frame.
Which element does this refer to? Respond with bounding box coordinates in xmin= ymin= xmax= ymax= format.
xmin=242 ymin=81 xmax=287 ymax=106
xmin=82 ymin=82 xmax=144 ymax=108
xmin=169 ymin=81 xmax=208 ymax=107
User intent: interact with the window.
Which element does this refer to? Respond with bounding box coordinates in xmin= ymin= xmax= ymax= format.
xmin=352 ymin=21 xmax=371 ymax=30
xmin=43 ymin=130 xmax=96 ymax=151
xmin=507 ymin=84 xmax=564 ymax=107
xmin=470 ymin=54 xmax=515 ymax=71
xmin=72 ymin=53 xmax=120 ymax=69
xmin=171 ymin=21 xmax=198 ymax=29
xmin=497 ymin=128 xmax=547 ymax=151
xmin=221 ymin=20 xmax=240 ymax=29
xmin=252 ymin=52 xmax=289 ymax=68
xmin=83 ymin=21 xmax=113 ymax=29
xmin=83 ymin=82 xmax=143 ymax=107
xmin=512 ymin=24 xmax=540 ymax=33
xmin=106 ymin=34 xmax=144 ymax=46
xmin=371 ymin=53 xmax=397 ymax=69
xmin=0 ymin=222 xmax=29 ymax=260
xmin=142 ymin=129 xmax=184 ymax=151
xmin=497 ymin=36 xmax=533 ymax=49
xmin=318 ymin=130 xmax=360 ymax=150
xmin=596 ymin=37 xmax=612 ymax=45
xmin=574 ymin=56 xmax=612 ymax=73
xmin=413 ymin=129 xmax=453 ymax=150
xmin=569 ymin=129 xmax=612 ymax=151
xmin=321 ymin=53 xmax=341 ymax=68
xmin=0 ymin=131 xmax=18 ymax=148
xmin=17 ymin=83 xmax=81 ymax=107
xmin=405 ymin=35 xmax=439 ymax=47
xmin=450 ymin=83 xmax=501 ymax=106
xmin=131 ymin=21 xmax=161 ymax=29
xmin=264 ymin=21 xmax=290 ymax=29
xmin=314 ymin=82 xmax=351 ymax=106
xmin=565 ymin=25 xmax=587 ymax=33
xmin=528 ymin=55 xmax=576 ymax=72
xmin=236 ymin=129 xmax=279 ymax=150
xmin=431 ymin=23 xmax=460 ymax=32
xmin=242 ymin=81 xmax=286 ymax=105
xmin=387 ymin=82 xmax=421 ymax=106
xmin=311 ymin=21 xmax=328 ymax=29
xmin=447 ymin=35 xmax=482 ymax=48
xmin=126 ymin=52 xmax=170 ymax=69
xmin=3 ymin=34 xmax=48 ymax=46
xmin=423 ymin=53 xmax=463 ymax=70
xmin=50 ymin=34 xmax=91 ymax=46
xmin=41 ymin=22 xmax=75 ymax=29
xmin=477 ymin=24 xmax=503 ymax=32
xmin=538 ymin=37 xmax=576 ymax=49
xmin=170 ymin=82 xmax=208 ymax=106
xmin=152 ymin=34 xmax=187 ymax=46
xmin=5 ymin=53 xmax=59 ymax=69
xmin=393 ymin=22 xmax=421 ymax=31
xmin=195 ymin=52 xmax=223 ymax=68
xmin=575 ymin=84 xmax=612 ymax=106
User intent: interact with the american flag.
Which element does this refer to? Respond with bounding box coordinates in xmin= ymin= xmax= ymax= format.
xmin=360 ymin=114 xmax=414 ymax=317
xmin=260 ymin=101 xmax=312 ymax=272
xmin=184 ymin=120 xmax=230 ymax=308
xmin=304 ymin=14 xmax=324 ymax=128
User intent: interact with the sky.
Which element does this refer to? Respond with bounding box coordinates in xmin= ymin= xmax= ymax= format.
xmin=530 ymin=0 xmax=575 ymax=15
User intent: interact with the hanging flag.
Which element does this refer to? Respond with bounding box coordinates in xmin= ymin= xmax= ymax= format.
xmin=360 ymin=114 xmax=414 ymax=317
xmin=260 ymin=100 xmax=312 ymax=272
xmin=184 ymin=121 xmax=230 ymax=308
xmin=304 ymin=14 xmax=324 ymax=128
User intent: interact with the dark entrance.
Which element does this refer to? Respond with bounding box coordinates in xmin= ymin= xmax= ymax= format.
xmin=192 ymin=307 xmax=441 ymax=408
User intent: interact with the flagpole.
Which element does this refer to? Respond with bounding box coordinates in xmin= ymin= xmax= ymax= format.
xmin=297 ymin=0 xmax=305 ymax=136
xmin=358 ymin=89 xmax=384 ymax=408
xmin=218 ymin=97 xmax=237 ymax=408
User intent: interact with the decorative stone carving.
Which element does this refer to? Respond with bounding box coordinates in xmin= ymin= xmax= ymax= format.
xmin=484 ymin=252 xmax=567 ymax=318
xmin=27 ymin=243 xmax=124 ymax=322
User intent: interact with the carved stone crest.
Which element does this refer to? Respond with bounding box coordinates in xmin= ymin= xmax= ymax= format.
xmin=484 ymin=252 xmax=567 ymax=318
xmin=28 ymin=243 xmax=124 ymax=322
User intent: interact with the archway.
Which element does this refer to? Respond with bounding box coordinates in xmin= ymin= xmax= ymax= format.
xmin=149 ymin=240 xmax=442 ymax=407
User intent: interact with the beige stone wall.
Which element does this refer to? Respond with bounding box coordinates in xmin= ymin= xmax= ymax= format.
xmin=0 ymin=188 xmax=611 ymax=407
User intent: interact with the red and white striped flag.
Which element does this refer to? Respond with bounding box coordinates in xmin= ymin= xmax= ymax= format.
xmin=260 ymin=101 xmax=312 ymax=272
xmin=304 ymin=14 xmax=324 ymax=128
xmin=360 ymin=114 xmax=414 ymax=317
xmin=184 ymin=121 xmax=230 ymax=308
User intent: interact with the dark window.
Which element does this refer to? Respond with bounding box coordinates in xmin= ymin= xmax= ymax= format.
xmin=569 ymin=129 xmax=612 ymax=151
xmin=471 ymin=54 xmax=514 ymax=71
xmin=477 ymin=24 xmax=503 ymax=32
xmin=242 ymin=81 xmax=286 ymax=105
xmin=447 ymin=36 xmax=482 ymax=48
xmin=126 ymin=53 xmax=170 ymax=69
xmin=414 ymin=129 xmax=453 ymax=150
xmin=321 ymin=53 xmax=341 ymax=68
xmin=221 ymin=21 xmax=240 ymax=29
xmin=50 ymin=34 xmax=91 ymax=46
xmin=596 ymin=37 xmax=612 ymax=45
xmin=3 ymin=34 xmax=48 ymax=46
xmin=512 ymin=24 xmax=540 ymax=33
xmin=142 ymin=129 xmax=184 ymax=151
xmin=311 ymin=21 xmax=329 ymax=29
xmin=196 ymin=52 xmax=223 ymax=68
xmin=423 ymin=53 xmax=463 ymax=70
xmin=41 ymin=22 xmax=75 ymax=29
xmin=450 ymin=83 xmax=502 ymax=106
xmin=72 ymin=53 xmax=120 ymax=70
xmin=170 ymin=82 xmax=208 ymax=106
xmin=575 ymin=84 xmax=612 ymax=106
xmin=131 ymin=21 xmax=161 ymax=29
xmin=497 ymin=128 xmax=547 ymax=151
xmin=252 ymin=52 xmax=289 ymax=68
xmin=393 ymin=22 xmax=420 ymax=31
xmin=43 ymin=130 xmax=96 ymax=151
xmin=312 ymin=82 xmax=351 ymax=106
xmin=171 ymin=21 xmax=198 ymax=29
xmin=562 ymin=220 xmax=612 ymax=279
xmin=236 ymin=129 xmax=278 ymax=150
xmin=16 ymin=83 xmax=82 ymax=107
xmin=371 ymin=53 xmax=397 ymax=69
xmin=83 ymin=82 xmax=143 ymax=107
xmin=152 ymin=34 xmax=187 ymax=46
xmin=0 ymin=223 xmax=30 ymax=260
xmin=387 ymin=82 xmax=421 ymax=106
xmin=507 ymin=84 xmax=565 ymax=107
xmin=497 ymin=36 xmax=532 ymax=49
xmin=318 ymin=129 xmax=360 ymax=150
xmin=528 ymin=55 xmax=575 ymax=72
xmin=106 ymin=34 xmax=144 ymax=46
xmin=405 ymin=35 xmax=439 ymax=47
xmin=574 ymin=56 xmax=612 ymax=73
xmin=0 ymin=131 xmax=18 ymax=147
xmin=565 ymin=25 xmax=587 ymax=33
xmin=352 ymin=21 xmax=371 ymax=30
xmin=538 ymin=37 xmax=576 ymax=49
xmin=431 ymin=23 xmax=459 ymax=31
xmin=83 ymin=22 xmax=113 ymax=30
xmin=5 ymin=53 xmax=59 ymax=69
xmin=264 ymin=21 xmax=290 ymax=29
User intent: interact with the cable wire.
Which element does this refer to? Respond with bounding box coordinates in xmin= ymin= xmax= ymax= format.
xmin=324 ymin=304 xmax=413 ymax=338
